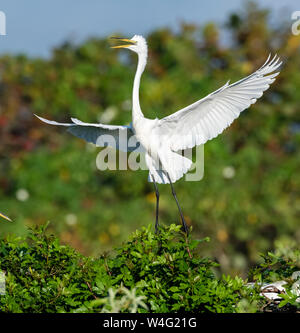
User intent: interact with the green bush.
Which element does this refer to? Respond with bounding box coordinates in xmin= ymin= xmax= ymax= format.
xmin=0 ymin=223 xmax=95 ymax=312
xmin=1 ymin=223 xmax=299 ymax=313
xmin=249 ymin=246 xmax=300 ymax=312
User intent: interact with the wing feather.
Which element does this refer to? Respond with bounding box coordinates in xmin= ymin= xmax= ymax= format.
xmin=35 ymin=115 xmax=143 ymax=153
xmin=156 ymin=54 xmax=282 ymax=151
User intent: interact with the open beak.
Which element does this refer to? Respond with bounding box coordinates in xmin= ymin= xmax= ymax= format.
xmin=0 ymin=212 xmax=12 ymax=222
xmin=110 ymin=37 xmax=136 ymax=48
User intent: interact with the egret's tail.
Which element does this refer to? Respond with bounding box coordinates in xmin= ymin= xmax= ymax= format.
xmin=147 ymin=150 xmax=192 ymax=184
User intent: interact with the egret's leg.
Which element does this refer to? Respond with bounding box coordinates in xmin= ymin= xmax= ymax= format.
xmin=167 ymin=174 xmax=189 ymax=235
xmin=151 ymin=175 xmax=160 ymax=234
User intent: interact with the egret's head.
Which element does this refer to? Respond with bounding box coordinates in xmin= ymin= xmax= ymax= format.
xmin=111 ymin=35 xmax=147 ymax=56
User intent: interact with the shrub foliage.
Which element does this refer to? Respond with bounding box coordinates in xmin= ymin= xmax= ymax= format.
xmin=1 ymin=223 xmax=299 ymax=313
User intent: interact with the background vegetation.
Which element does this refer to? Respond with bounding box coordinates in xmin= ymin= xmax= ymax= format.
xmin=0 ymin=2 xmax=299 ymax=279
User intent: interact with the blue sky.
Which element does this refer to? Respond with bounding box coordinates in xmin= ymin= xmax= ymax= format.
xmin=0 ymin=0 xmax=298 ymax=58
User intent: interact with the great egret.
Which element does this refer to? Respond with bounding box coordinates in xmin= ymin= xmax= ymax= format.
xmin=36 ymin=35 xmax=281 ymax=235
xmin=0 ymin=212 xmax=11 ymax=222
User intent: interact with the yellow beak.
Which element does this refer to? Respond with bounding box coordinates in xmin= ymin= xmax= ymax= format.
xmin=0 ymin=212 xmax=12 ymax=222
xmin=110 ymin=37 xmax=136 ymax=48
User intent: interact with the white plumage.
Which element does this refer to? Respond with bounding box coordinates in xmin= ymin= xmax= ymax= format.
xmin=36 ymin=35 xmax=281 ymax=233
xmin=36 ymin=36 xmax=281 ymax=184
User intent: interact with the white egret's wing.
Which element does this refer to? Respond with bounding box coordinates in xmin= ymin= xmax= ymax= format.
xmin=35 ymin=115 xmax=142 ymax=152
xmin=157 ymin=55 xmax=282 ymax=151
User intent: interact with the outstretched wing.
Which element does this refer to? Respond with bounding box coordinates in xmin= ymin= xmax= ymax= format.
xmin=35 ymin=115 xmax=143 ymax=152
xmin=156 ymin=54 xmax=282 ymax=151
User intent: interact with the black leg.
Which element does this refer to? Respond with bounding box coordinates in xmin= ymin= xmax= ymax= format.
xmin=151 ymin=174 xmax=160 ymax=234
xmin=166 ymin=173 xmax=189 ymax=235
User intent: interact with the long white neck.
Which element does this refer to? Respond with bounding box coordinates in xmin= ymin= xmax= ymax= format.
xmin=132 ymin=52 xmax=147 ymax=122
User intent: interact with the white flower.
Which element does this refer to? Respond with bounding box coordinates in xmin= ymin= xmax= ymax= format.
xmin=98 ymin=106 xmax=117 ymax=123
xmin=121 ymin=99 xmax=132 ymax=111
xmin=65 ymin=214 xmax=77 ymax=226
xmin=222 ymin=166 xmax=236 ymax=179
xmin=16 ymin=188 xmax=29 ymax=202
xmin=85 ymin=142 xmax=96 ymax=152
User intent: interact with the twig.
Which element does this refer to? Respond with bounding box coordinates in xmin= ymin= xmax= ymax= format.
xmin=85 ymin=281 xmax=98 ymax=300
